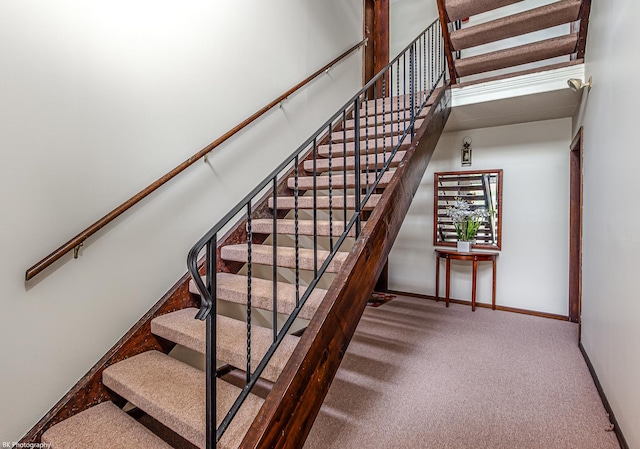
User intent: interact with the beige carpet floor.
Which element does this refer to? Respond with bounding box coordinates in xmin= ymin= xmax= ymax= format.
xmin=304 ymin=295 xmax=620 ymax=449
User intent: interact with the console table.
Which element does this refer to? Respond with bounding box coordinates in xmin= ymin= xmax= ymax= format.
xmin=435 ymin=249 xmax=498 ymax=311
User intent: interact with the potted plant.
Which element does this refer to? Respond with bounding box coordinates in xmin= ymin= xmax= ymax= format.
xmin=446 ymin=197 xmax=490 ymax=252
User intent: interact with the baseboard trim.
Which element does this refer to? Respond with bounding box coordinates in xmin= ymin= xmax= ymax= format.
xmin=579 ymin=343 xmax=629 ymax=449
xmin=387 ymin=290 xmax=570 ymax=321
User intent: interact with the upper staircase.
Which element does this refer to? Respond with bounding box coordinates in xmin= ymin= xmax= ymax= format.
xmin=437 ymin=0 xmax=591 ymax=85
xmin=23 ymin=20 xmax=451 ymax=449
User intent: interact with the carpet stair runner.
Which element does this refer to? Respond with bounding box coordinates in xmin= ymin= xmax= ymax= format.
xmin=440 ymin=0 xmax=585 ymax=82
xmin=40 ymin=90 xmax=424 ymax=448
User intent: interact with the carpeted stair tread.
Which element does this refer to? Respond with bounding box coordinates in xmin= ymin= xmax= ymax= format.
xmin=317 ymin=136 xmax=410 ymax=158
xmin=306 ymin=150 xmax=406 ymax=172
xmin=189 ymin=272 xmax=326 ymax=321
xmin=102 ymin=350 xmax=263 ymax=449
xmin=221 ymin=244 xmax=348 ymax=273
xmin=361 ymin=88 xmax=442 ymax=111
xmin=42 ymin=401 xmax=172 ymax=449
xmin=151 ymin=309 xmax=299 ymax=383
xmin=288 ymin=171 xmax=394 ymax=190
xmin=332 ymin=119 xmax=424 ymax=143
xmin=455 ymin=33 xmax=578 ymax=77
xmin=345 ymin=106 xmax=431 ymax=129
xmin=446 ymin=0 xmax=524 ymax=23
xmin=268 ymin=194 xmax=381 ymax=211
xmin=450 ymin=0 xmax=582 ymax=50
xmin=249 ymin=218 xmax=358 ymax=238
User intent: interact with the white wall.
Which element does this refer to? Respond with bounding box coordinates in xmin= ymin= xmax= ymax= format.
xmin=0 ymin=0 xmax=363 ymax=442
xmin=390 ymin=0 xmax=439 ymax=59
xmin=390 ymin=119 xmax=572 ymax=316
xmin=575 ymin=1 xmax=640 ymax=446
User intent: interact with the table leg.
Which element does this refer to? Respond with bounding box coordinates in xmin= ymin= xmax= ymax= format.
xmin=472 ymin=259 xmax=478 ymax=312
xmin=492 ymin=258 xmax=497 ymax=310
xmin=435 ymin=255 xmax=440 ymax=302
xmin=445 ymin=257 xmax=451 ymax=308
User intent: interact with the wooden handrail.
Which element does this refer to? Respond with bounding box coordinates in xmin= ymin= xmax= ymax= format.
xmin=25 ymin=38 xmax=368 ymax=281
xmin=436 ymin=0 xmax=459 ymax=84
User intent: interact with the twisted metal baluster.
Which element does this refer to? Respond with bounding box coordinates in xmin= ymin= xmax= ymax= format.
xmin=246 ymin=202 xmax=252 ymax=385
xmin=313 ymin=138 xmax=318 ymax=277
xmin=365 ymin=91 xmax=370 ymax=194
xmin=294 ymin=155 xmax=300 ymax=309
xmin=382 ymin=76 xmax=387 ymax=165
xmin=328 ymin=125 xmax=334 ymax=252
xmin=271 ymin=178 xmax=278 ymax=342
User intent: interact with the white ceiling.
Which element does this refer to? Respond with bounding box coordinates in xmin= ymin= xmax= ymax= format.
xmin=445 ymin=64 xmax=585 ymax=132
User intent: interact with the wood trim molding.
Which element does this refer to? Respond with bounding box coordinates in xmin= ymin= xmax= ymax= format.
xmin=579 ymin=343 xmax=630 ymax=449
xmin=575 ymin=0 xmax=591 ymax=59
xmin=241 ymin=86 xmax=452 ymax=449
xmin=569 ymin=126 xmax=584 ymax=324
xmin=388 ymin=290 xmax=570 ymax=322
xmin=436 ymin=0 xmax=459 ymax=84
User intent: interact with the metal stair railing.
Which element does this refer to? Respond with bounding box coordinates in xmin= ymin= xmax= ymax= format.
xmin=187 ymin=19 xmax=446 ymax=447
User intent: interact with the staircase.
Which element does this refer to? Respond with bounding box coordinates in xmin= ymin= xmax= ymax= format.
xmin=437 ymin=0 xmax=591 ymax=84
xmin=29 ymin=21 xmax=450 ymax=449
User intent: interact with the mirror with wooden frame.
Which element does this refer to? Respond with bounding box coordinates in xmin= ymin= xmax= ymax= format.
xmin=433 ymin=169 xmax=503 ymax=250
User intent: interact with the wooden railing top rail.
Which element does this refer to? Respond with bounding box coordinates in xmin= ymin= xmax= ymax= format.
xmin=25 ymin=38 xmax=368 ymax=281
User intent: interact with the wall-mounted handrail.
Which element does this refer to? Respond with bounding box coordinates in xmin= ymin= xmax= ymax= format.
xmin=24 ymin=38 xmax=368 ymax=281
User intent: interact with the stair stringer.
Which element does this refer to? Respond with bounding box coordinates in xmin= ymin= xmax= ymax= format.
xmin=241 ymin=85 xmax=451 ymax=449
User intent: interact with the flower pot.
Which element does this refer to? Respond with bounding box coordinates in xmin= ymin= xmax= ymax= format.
xmin=457 ymin=241 xmax=472 ymax=252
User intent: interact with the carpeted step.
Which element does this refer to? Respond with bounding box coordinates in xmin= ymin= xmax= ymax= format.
xmin=306 ymin=150 xmax=406 ymax=172
xmin=288 ymin=171 xmax=394 ymax=190
xmin=42 ymin=401 xmax=172 ymax=449
xmin=450 ymin=0 xmax=582 ymax=50
xmin=345 ymin=106 xmax=431 ymax=129
xmin=221 ymin=244 xmax=348 ymax=273
xmin=332 ymin=119 xmax=424 ymax=143
xmin=268 ymin=194 xmax=381 ymax=211
xmin=189 ymin=272 xmax=326 ymax=321
xmin=151 ymin=309 xmax=299 ymax=383
xmin=249 ymin=218 xmax=358 ymax=238
xmin=102 ymin=350 xmax=264 ymax=449
xmin=455 ymin=33 xmax=578 ymax=77
xmin=360 ymin=88 xmax=442 ymax=112
xmin=317 ymin=138 xmax=410 ymax=158
xmin=446 ymin=0 xmax=524 ymax=23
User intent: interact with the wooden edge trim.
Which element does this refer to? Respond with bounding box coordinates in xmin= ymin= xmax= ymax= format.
xmin=241 ymin=85 xmax=451 ymax=449
xmin=436 ymin=0 xmax=458 ymax=84
xmin=576 ymin=0 xmax=591 ymax=59
xmin=579 ymin=343 xmax=630 ymax=449
xmin=388 ymin=290 xmax=570 ymax=322
xmin=18 ymin=272 xmax=199 ymax=444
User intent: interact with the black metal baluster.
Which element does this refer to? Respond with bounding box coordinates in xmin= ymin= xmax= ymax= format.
xmin=294 ymin=155 xmax=300 ymax=309
xmin=403 ymin=53 xmax=407 ymax=133
xmin=396 ymin=60 xmax=401 ymax=148
xmin=382 ymin=76 xmax=387 ymax=165
xmin=342 ymin=111 xmax=347 ymax=233
xmin=423 ymin=32 xmax=427 ymax=105
xmin=246 ymin=202 xmax=252 ymax=385
xmin=354 ymin=98 xmax=362 ymax=237
xmin=313 ymin=138 xmax=318 ymax=276
xmin=205 ymin=237 xmax=217 ymax=446
xmin=410 ymin=43 xmax=415 ymax=140
xmin=328 ymin=125 xmax=334 ymax=252
xmin=365 ymin=91 xmax=370 ymax=194
xmin=374 ymin=81 xmax=379 ymax=180
xmin=272 ymin=178 xmax=278 ymax=342
xmin=390 ymin=64 xmax=394 ymax=151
